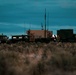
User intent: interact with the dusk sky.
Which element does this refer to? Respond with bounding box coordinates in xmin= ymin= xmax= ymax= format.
xmin=0 ymin=0 xmax=76 ymax=36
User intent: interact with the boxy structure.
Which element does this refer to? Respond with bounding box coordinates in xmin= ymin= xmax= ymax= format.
xmin=27 ymin=30 xmax=53 ymax=42
xmin=11 ymin=35 xmax=29 ymax=43
xmin=0 ymin=34 xmax=8 ymax=43
xmin=57 ymin=29 xmax=75 ymax=42
xmin=26 ymin=9 xmax=53 ymax=42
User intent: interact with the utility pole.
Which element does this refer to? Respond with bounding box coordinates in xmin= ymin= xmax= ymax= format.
xmin=47 ymin=12 xmax=49 ymax=31
xmin=24 ymin=23 xmax=25 ymax=35
xmin=44 ymin=8 xmax=46 ymax=38
xmin=41 ymin=23 xmax=43 ymax=30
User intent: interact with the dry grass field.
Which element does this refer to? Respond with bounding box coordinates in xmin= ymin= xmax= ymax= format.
xmin=0 ymin=42 xmax=76 ymax=75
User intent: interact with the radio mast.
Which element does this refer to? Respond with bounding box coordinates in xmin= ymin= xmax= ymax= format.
xmin=44 ymin=8 xmax=46 ymax=38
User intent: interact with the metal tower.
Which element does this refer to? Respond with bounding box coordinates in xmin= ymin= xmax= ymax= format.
xmin=44 ymin=8 xmax=46 ymax=38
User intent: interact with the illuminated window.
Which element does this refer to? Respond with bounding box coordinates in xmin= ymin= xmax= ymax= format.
xmin=19 ymin=37 xmax=22 ymax=39
xmin=13 ymin=37 xmax=16 ymax=39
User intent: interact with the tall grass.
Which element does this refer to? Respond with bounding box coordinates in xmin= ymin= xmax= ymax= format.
xmin=0 ymin=42 xmax=76 ymax=75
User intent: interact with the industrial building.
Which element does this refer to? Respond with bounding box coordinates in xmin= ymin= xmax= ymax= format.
xmin=26 ymin=8 xmax=53 ymax=42
xmin=0 ymin=34 xmax=8 ymax=43
xmin=57 ymin=29 xmax=76 ymax=42
xmin=27 ymin=30 xmax=52 ymax=42
xmin=10 ymin=35 xmax=29 ymax=43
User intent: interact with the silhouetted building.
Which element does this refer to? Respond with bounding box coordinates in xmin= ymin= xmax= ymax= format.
xmin=27 ymin=30 xmax=52 ymax=42
xmin=0 ymin=34 xmax=8 ymax=43
xmin=57 ymin=29 xmax=75 ymax=42
xmin=11 ymin=35 xmax=29 ymax=43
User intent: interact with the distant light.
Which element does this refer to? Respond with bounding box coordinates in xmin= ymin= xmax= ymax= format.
xmin=9 ymin=36 xmax=12 ymax=39
xmin=52 ymin=35 xmax=57 ymax=37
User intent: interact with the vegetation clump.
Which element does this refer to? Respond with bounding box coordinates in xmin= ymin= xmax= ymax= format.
xmin=0 ymin=42 xmax=76 ymax=75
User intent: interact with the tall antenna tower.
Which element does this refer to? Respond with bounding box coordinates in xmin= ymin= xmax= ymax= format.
xmin=44 ymin=8 xmax=46 ymax=38
xmin=41 ymin=23 xmax=43 ymax=30
xmin=24 ymin=22 xmax=25 ymax=35
xmin=47 ymin=12 xmax=49 ymax=30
